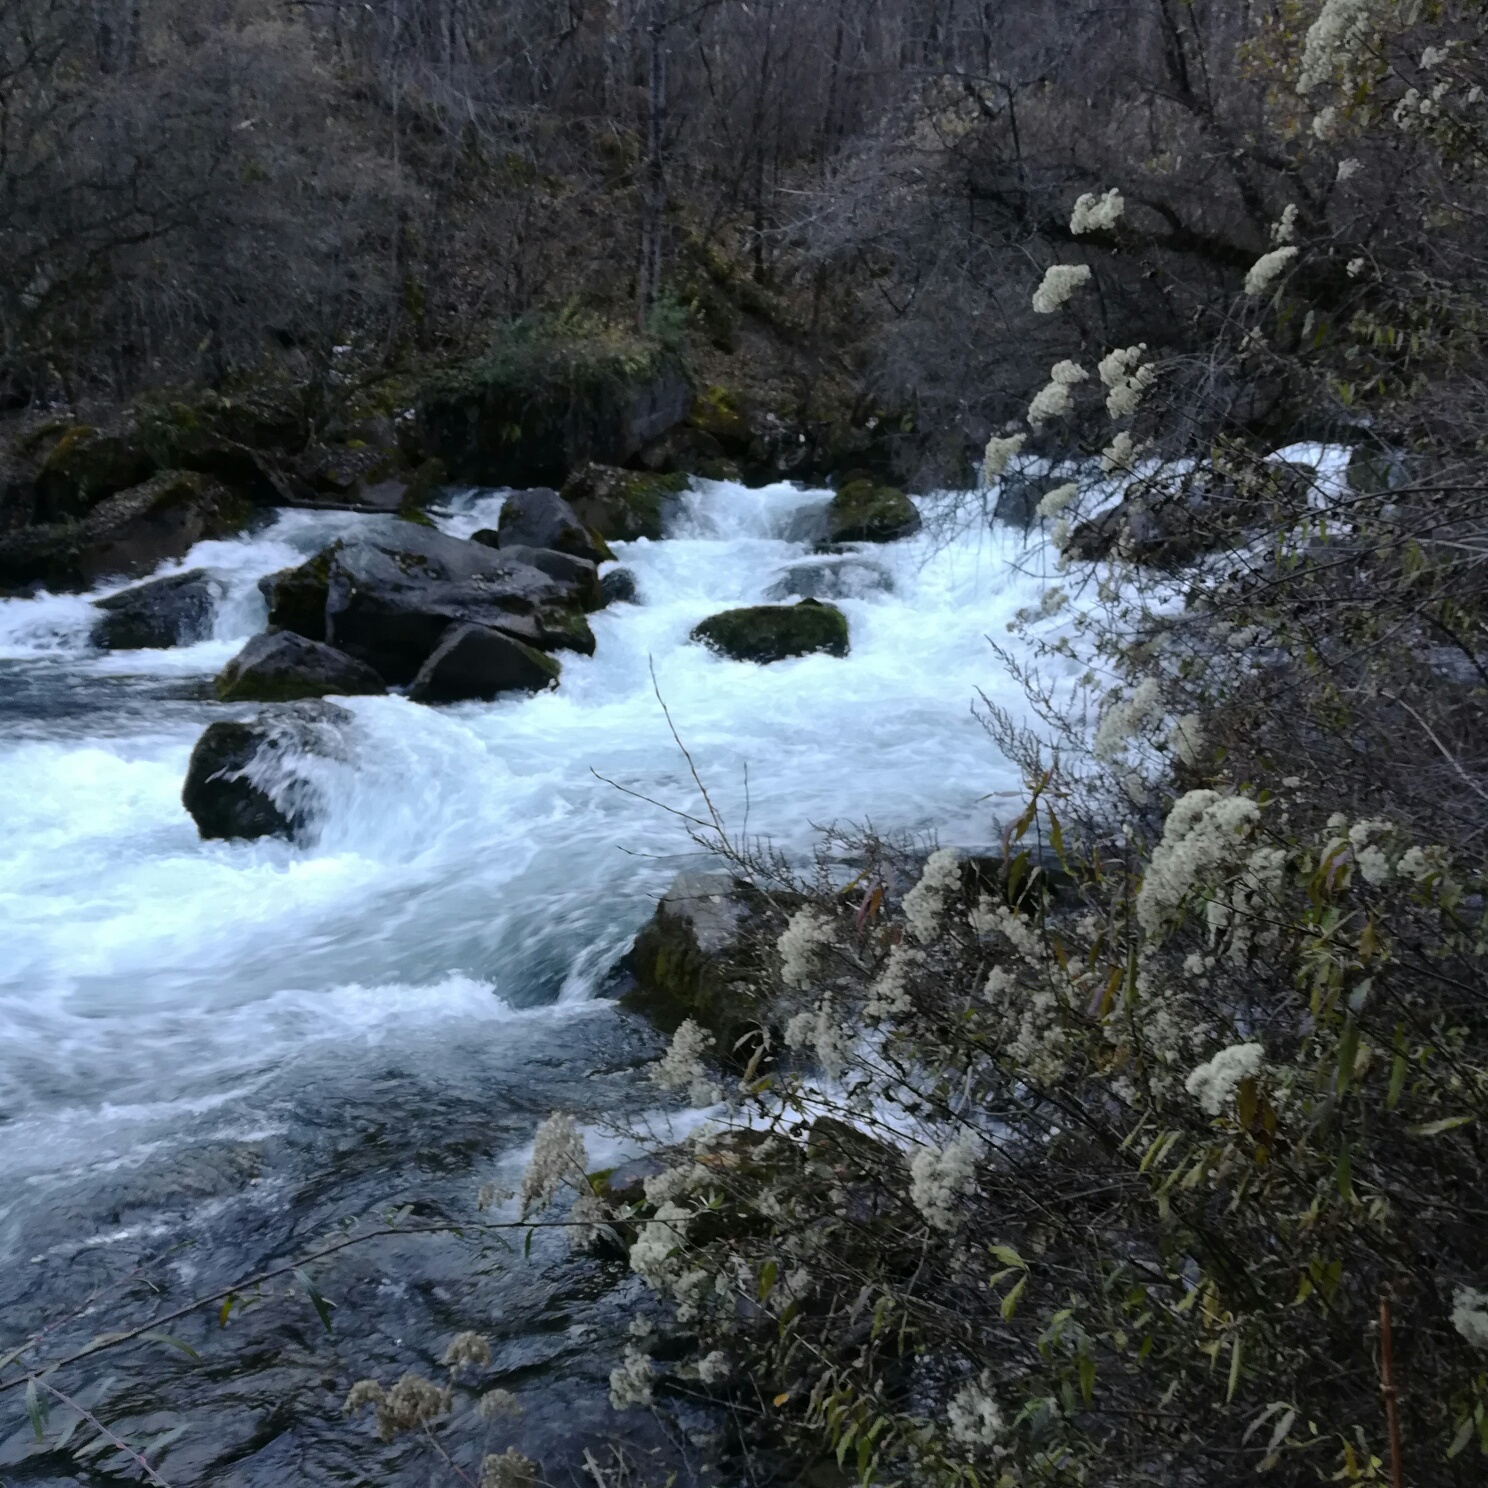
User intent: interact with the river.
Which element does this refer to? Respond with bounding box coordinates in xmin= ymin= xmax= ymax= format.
xmin=0 ymin=480 xmax=1057 ymax=1485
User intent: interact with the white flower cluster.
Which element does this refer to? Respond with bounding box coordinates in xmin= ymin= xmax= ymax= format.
xmin=1168 ymin=712 xmax=1205 ymax=768
xmin=865 ymin=942 xmax=921 ymax=1021
xmin=1136 ymin=790 xmax=1262 ymax=934
xmin=1397 ymin=843 xmax=1446 ymax=883
xmin=518 ymin=1112 xmax=585 ymax=1217
xmin=1271 ymin=203 xmax=1299 ymax=245
xmin=1037 ymin=482 xmax=1078 ymax=519
xmin=983 ymin=431 xmax=1026 ymax=481
xmin=609 ymin=1345 xmax=656 ymax=1408
xmin=1185 ymin=1042 xmax=1265 ymax=1115
xmin=1032 ymin=263 xmax=1092 ymax=314
xmin=1312 ymin=105 xmax=1340 ymax=139
xmin=697 ymin=1349 xmax=732 ymax=1384
xmin=909 ymin=1129 xmax=982 ymax=1229
xmin=778 ymin=906 xmax=833 ymax=989
xmin=1070 ymin=188 xmax=1124 ymax=235
xmin=1101 ymin=430 xmax=1137 ymax=473
xmin=651 ymin=1018 xmax=721 ymax=1106
xmin=903 ymin=847 xmax=963 ymax=942
xmin=1098 ymin=344 xmax=1156 ymax=419
xmin=480 ymin=1448 xmax=539 ymax=1488
xmin=1297 ymin=0 xmax=1379 ymax=96
xmin=1452 ymin=1287 xmax=1488 ymax=1351
xmin=784 ymin=997 xmax=853 ymax=1076
xmin=1093 ymin=675 xmax=1162 ymax=762
xmin=948 ymin=1372 xmax=1005 ymax=1445
xmin=1338 ymin=157 xmax=1363 ymax=182
xmin=1027 ymin=360 xmax=1088 ymax=427
xmin=1244 ymin=245 xmax=1299 ymax=296
xmin=630 ymin=1199 xmax=691 ymax=1287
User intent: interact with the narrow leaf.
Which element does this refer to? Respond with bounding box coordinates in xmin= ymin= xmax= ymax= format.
xmin=294 ymin=1270 xmax=336 ymax=1335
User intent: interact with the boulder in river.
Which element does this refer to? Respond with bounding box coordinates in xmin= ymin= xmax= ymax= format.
xmin=215 ymin=631 xmax=387 ymax=702
xmin=0 ymin=470 xmax=254 ymax=592
xmin=824 ymin=479 xmax=921 ymax=544
xmin=484 ymin=487 xmax=613 ymax=564
xmin=92 ymin=568 xmax=221 ymax=649
xmin=407 ymin=623 xmax=561 ymax=703
xmin=765 ymin=555 xmax=891 ymax=602
xmin=560 ymin=463 xmax=687 ymax=542
xmin=600 ymin=567 xmax=640 ymax=606
xmin=469 ymin=535 xmax=603 ymax=610
xmin=182 ymin=702 xmax=348 ymax=841
xmin=261 ymin=522 xmax=596 ymax=683
xmin=691 ymin=598 xmax=849 ymax=663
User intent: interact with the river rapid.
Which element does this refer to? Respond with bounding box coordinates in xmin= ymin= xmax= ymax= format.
xmin=0 ymin=480 xmax=1061 ymax=1486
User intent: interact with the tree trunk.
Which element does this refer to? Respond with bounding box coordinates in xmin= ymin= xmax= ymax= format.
xmin=637 ymin=0 xmax=668 ymax=330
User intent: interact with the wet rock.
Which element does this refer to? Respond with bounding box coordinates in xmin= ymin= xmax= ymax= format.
xmin=406 ymin=623 xmax=561 ymax=703
xmin=418 ymin=336 xmax=691 ymax=487
xmin=691 ymin=598 xmax=849 ymax=663
xmin=600 ymin=567 xmax=640 ymax=605
xmin=765 ymin=556 xmax=891 ymax=602
xmin=0 ymin=470 xmax=253 ymax=592
xmin=825 ymin=479 xmax=921 ymax=544
xmin=489 ymin=543 xmax=603 ymax=611
xmin=92 ymin=568 xmax=221 ymax=650
xmin=398 ymin=456 xmax=448 ymax=518
xmin=297 ymin=442 xmax=407 ymax=508
xmin=561 ymin=463 xmax=687 ymax=542
xmin=633 ymin=422 xmax=727 ymax=476
xmin=685 ymin=386 xmax=753 ymax=455
xmin=485 ymin=487 xmax=613 ymax=564
xmin=260 ymin=546 xmax=337 ymax=642
xmin=622 ymin=871 xmax=778 ymax=1052
xmin=215 ymin=631 xmax=387 ymax=702
xmin=318 ymin=521 xmax=595 ymax=684
xmin=182 ymin=702 xmax=348 ymax=841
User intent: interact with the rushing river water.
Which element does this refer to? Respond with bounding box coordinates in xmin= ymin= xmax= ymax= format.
xmin=0 ymin=481 xmax=1059 ymax=1485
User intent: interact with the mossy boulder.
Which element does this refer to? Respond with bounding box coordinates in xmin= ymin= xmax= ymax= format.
xmin=561 ymin=463 xmax=687 ymax=542
xmin=483 ymin=486 xmax=612 ymax=564
xmin=825 ymin=479 xmax=921 ymax=544
xmin=259 ymin=546 xmax=337 ymax=642
xmin=34 ymin=425 xmax=157 ymax=521
xmin=691 ymin=598 xmax=849 ymax=663
xmin=406 ymin=623 xmax=561 ymax=703
xmin=418 ymin=325 xmax=692 ymax=487
xmin=0 ymin=470 xmax=253 ymax=591
xmin=215 ymin=631 xmax=387 ymax=702
xmin=687 ymin=386 xmax=752 ymax=454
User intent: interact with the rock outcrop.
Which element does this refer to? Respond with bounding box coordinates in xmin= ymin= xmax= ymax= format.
xmin=824 ymin=479 xmax=922 ymax=544
xmin=418 ymin=335 xmax=691 ymax=487
xmin=215 ymin=631 xmax=387 ymax=702
xmin=480 ymin=487 xmax=612 ymax=565
xmin=406 ymin=623 xmax=561 ymax=703
xmin=181 ymin=702 xmax=348 ymax=841
xmin=691 ymin=598 xmax=850 ymax=663
xmin=560 ymin=464 xmax=688 ymax=542
xmin=92 ymin=568 xmax=221 ymax=649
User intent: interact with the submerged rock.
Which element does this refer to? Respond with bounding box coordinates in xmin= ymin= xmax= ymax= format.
xmin=485 ymin=487 xmax=612 ymax=564
xmin=561 ymin=463 xmax=687 ymax=542
xmin=181 ymin=702 xmax=348 ymax=841
xmin=600 ymin=567 xmax=640 ymax=605
xmin=215 ymin=631 xmax=387 ymax=702
xmin=407 ymin=623 xmax=561 ymax=703
xmin=92 ymin=568 xmax=221 ymax=650
xmin=765 ymin=556 xmax=891 ymax=602
xmin=691 ymin=598 xmax=849 ymax=663
xmin=824 ymin=479 xmax=921 ymax=544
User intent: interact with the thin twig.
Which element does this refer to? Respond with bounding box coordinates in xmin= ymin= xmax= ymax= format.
xmin=1379 ymin=1295 xmax=1404 ymax=1488
xmin=30 ymin=1374 xmax=174 ymax=1488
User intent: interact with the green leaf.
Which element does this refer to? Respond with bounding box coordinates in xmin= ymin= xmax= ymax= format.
xmin=25 ymin=1377 xmax=46 ymax=1442
xmin=1078 ymin=1354 xmax=1096 ymax=1404
xmin=1407 ymin=1115 xmax=1473 ymax=1137
xmin=218 ymin=1294 xmax=237 ymax=1329
xmin=1227 ymin=1333 xmax=1243 ymax=1402
xmin=1000 ymin=1275 xmax=1028 ymax=1320
xmin=989 ymin=1244 xmax=1026 ymax=1270
xmin=758 ymin=1260 xmax=778 ymax=1301
xmin=1448 ymin=1415 xmax=1474 ymax=1458
xmin=141 ymin=1331 xmax=200 ymax=1360
xmin=293 ymin=1270 xmax=336 ymax=1335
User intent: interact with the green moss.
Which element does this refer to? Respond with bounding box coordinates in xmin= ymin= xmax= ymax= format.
xmin=688 ymin=386 xmax=751 ymax=450
xmin=562 ymin=464 xmax=687 ymax=541
xmin=825 ymin=479 xmax=922 ymax=544
xmin=691 ymin=598 xmax=849 ymax=664
xmin=262 ymin=545 xmax=337 ymax=640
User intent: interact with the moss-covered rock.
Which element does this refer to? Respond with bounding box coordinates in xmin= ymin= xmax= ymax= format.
xmin=691 ymin=598 xmax=849 ymax=663
xmin=418 ymin=323 xmax=692 ymax=487
xmin=34 ymin=425 xmax=157 ymax=521
xmin=215 ymin=631 xmax=387 ymax=702
xmin=622 ymin=872 xmax=777 ymax=1053
xmin=561 ymin=463 xmax=687 ymax=542
xmin=687 ymin=386 xmax=752 ymax=453
xmin=825 ymin=479 xmax=921 ymax=544
xmin=259 ymin=546 xmax=337 ymax=642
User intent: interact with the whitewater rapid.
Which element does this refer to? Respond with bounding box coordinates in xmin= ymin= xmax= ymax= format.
xmin=0 ymin=481 xmax=1063 ymax=1222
